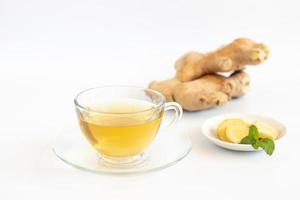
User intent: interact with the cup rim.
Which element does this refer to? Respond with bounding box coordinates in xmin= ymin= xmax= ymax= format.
xmin=74 ymin=85 xmax=166 ymax=115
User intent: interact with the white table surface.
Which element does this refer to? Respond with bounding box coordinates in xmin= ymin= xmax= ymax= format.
xmin=1 ymin=0 xmax=300 ymax=199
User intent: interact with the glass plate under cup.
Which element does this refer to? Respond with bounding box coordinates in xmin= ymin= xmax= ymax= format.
xmin=53 ymin=124 xmax=191 ymax=174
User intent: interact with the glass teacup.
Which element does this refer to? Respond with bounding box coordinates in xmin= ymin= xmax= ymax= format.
xmin=74 ymin=86 xmax=182 ymax=166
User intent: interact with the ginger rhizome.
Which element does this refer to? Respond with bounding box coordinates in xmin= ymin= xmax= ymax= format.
xmin=175 ymin=38 xmax=269 ymax=82
xmin=149 ymin=38 xmax=268 ymax=111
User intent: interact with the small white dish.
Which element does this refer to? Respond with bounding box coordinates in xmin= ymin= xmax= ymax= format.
xmin=201 ymin=113 xmax=287 ymax=151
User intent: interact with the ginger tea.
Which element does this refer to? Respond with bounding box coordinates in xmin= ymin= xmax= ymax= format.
xmin=77 ymin=99 xmax=163 ymax=157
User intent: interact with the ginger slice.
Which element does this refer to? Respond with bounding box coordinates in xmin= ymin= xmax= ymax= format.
xmin=225 ymin=124 xmax=249 ymax=144
xmin=217 ymin=118 xmax=249 ymax=142
xmin=254 ymin=121 xmax=279 ymax=140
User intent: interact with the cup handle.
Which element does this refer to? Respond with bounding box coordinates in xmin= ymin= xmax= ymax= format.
xmin=162 ymin=102 xmax=183 ymax=128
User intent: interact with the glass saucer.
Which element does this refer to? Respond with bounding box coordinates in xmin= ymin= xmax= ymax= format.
xmin=53 ymin=124 xmax=192 ymax=174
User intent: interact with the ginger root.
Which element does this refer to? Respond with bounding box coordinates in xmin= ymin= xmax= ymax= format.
xmin=150 ymin=71 xmax=250 ymax=111
xmin=149 ymin=38 xmax=268 ymax=111
xmin=175 ymin=38 xmax=269 ymax=82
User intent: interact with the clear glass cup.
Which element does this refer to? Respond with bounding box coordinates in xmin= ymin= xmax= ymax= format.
xmin=74 ymin=86 xmax=183 ymax=167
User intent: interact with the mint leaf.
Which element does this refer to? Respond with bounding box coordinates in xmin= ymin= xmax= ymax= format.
xmin=240 ymin=124 xmax=275 ymax=155
xmin=240 ymin=125 xmax=259 ymax=145
xmin=240 ymin=136 xmax=253 ymax=144
xmin=258 ymin=138 xmax=275 ymax=156
xmin=249 ymin=125 xmax=259 ymax=141
xmin=252 ymin=141 xmax=260 ymax=149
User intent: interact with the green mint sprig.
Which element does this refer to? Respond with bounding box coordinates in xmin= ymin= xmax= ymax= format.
xmin=240 ymin=125 xmax=275 ymax=156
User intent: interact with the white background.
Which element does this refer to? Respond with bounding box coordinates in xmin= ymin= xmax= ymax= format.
xmin=1 ymin=0 xmax=300 ymax=199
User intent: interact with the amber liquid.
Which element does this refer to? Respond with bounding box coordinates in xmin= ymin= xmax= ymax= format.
xmin=78 ymin=100 xmax=162 ymax=157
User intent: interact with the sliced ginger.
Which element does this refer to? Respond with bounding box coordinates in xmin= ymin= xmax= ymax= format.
xmin=254 ymin=121 xmax=279 ymax=140
xmin=217 ymin=118 xmax=249 ymax=142
xmin=217 ymin=118 xmax=279 ymax=144
xmin=225 ymin=124 xmax=250 ymax=144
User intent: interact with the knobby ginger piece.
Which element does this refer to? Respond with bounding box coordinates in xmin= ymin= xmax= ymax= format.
xmin=175 ymin=38 xmax=269 ymax=82
xmin=149 ymin=71 xmax=250 ymax=111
